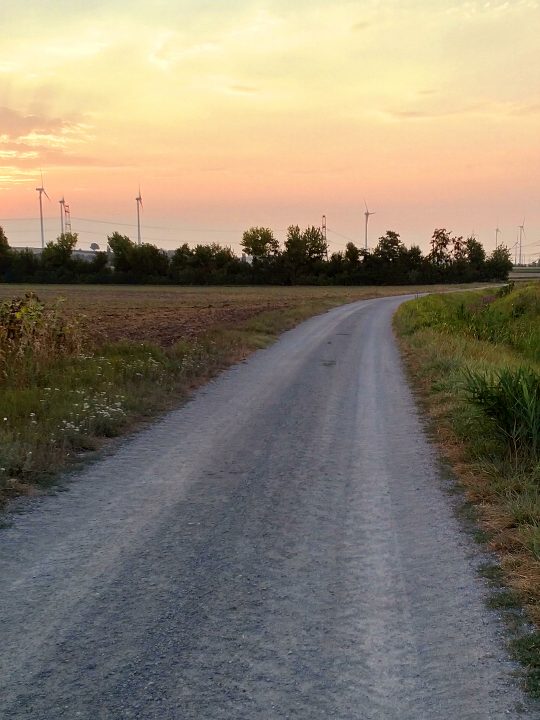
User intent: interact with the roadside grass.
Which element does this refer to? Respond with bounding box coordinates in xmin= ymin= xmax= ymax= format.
xmin=394 ymin=282 xmax=540 ymax=695
xmin=2 ymin=283 xmax=476 ymax=505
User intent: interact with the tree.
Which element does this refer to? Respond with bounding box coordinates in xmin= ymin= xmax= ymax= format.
xmin=0 ymin=225 xmax=11 ymax=274
xmin=170 ymin=244 xmax=193 ymax=277
xmin=0 ymin=225 xmax=8 ymax=251
xmin=283 ymin=225 xmax=305 ymax=282
xmin=129 ymin=243 xmax=170 ymax=278
xmin=486 ymin=245 xmax=512 ymax=280
xmin=428 ymin=228 xmax=453 ymax=266
xmin=452 ymin=235 xmax=466 ymax=262
xmin=107 ymin=232 xmax=134 ymax=273
xmin=374 ymin=231 xmax=404 ymax=263
xmin=89 ymin=252 xmax=109 ymax=274
xmin=41 ymin=233 xmax=78 ymax=269
xmin=465 ymin=236 xmax=486 ymax=270
xmin=302 ymin=226 xmax=327 ymax=262
xmin=282 ymin=225 xmax=328 ymax=282
xmin=241 ymin=227 xmax=279 ymax=260
xmin=345 ymin=242 xmax=360 ymax=265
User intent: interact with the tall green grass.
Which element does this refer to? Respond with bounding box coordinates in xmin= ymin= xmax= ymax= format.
xmin=463 ymin=366 xmax=540 ymax=459
xmin=398 ymin=283 xmax=540 ymax=363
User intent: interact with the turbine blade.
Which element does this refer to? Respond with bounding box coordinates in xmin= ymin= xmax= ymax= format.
xmin=364 ymin=199 xmax=368 ymax=212
xmin=43 ymin=189 xmax=51 ymax=201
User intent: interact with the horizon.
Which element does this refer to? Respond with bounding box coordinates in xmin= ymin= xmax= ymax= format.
xmin=1 ymin=1 xmax=539 ymax=261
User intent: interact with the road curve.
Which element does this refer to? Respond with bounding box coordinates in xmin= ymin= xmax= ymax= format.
xmin=0 ymin=295 xmax=536 ymax=719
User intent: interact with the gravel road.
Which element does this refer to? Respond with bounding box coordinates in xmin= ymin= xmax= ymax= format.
xmin=1 ymin=295 xmax=537 ymax=719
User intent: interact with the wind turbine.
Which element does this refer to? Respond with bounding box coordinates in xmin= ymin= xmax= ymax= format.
xmin=495 ymin=225 xmax=501 ymax=249
xmin=36 ymin=172 xmax=50 ymax=249
xmin=364 ymin=200 xmax=375 ymax=250
xmin=135 ymin=186 xmax=143 ymax=245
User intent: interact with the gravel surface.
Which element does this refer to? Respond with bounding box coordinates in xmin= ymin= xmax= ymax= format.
xmin=1 ymin=295 xmax=537 ymax=719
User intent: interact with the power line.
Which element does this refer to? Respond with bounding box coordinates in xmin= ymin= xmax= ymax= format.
xmin=326 ymin=227 xmax=357 ymax=243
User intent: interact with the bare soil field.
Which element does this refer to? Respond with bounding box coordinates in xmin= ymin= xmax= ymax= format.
xmin=0 ymin=283 xmax=482 ymax=347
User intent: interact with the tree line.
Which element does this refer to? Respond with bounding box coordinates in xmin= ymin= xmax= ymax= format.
xmin=0 ymin=224 xmax=512 ymax=285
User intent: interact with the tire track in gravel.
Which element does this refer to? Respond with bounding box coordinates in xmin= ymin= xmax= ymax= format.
xmin=0 ymin=295 xmax=537 ymax=719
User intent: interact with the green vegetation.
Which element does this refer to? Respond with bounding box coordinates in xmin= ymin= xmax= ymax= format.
xmin=0 ymin=224 xmax=512 ymax=285
xmin=395 ymin=282 xmax=540 ymax=694
xmin=464 ymin=367 xmax=540 ymax=459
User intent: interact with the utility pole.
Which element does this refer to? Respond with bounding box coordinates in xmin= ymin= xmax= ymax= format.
xmin=64 ymin=203 xmax=71 ymax=233
xmin=59 ymin=197 xmax=65 ymax=236
xmin=518 ymin=222 xmax=525 ymax=265
xmin=322 ymin=215 xmax=328 ymax=260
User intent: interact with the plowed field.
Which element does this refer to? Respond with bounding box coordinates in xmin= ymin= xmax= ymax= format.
xmin=0 ymin=285 xmax=433 ymax=347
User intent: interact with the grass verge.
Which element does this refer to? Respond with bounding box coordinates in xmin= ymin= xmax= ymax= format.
xmin=394 ymin=282 xmax=540 ymax=695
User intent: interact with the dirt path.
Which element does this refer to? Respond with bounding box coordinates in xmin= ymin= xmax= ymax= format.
xmin=0 ymin=295 xmax=536 ymax=718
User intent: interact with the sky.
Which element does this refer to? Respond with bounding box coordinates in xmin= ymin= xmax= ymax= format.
xmin=0 ymin=0 xmax=539 ymax=259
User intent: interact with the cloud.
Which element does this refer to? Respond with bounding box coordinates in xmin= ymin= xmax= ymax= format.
xmin=351 ymin=21 xmax=371 ymax=31
xmin=0 ymin=107 xmax=90 ymax=143
xmin=446 ymin=0 xmax=539 ymax=18
xmin=510 ymin=103 xmax=540 ymax=116
xmin=383 ymin=100 xmax=540 ymax=120
xmin=149 ymin=35 xmax=221 ymax=70
xmin=228 ymin=85 xmax=260 ymax=94
xmin=0 ymin=106 xmax=65 ymax=136
xmin=0 ymin=106 xmax=112 ymax=173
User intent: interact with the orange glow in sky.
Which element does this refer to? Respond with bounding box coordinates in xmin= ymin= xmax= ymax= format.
xmin=1 ymin=0 xmax=539 ymax=257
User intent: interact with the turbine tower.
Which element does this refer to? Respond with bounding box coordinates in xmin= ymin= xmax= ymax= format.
xmin=364 ymin=200 xmax=375 ymax=250
xmin=495 ymin=226 xmax=501 ymax=249
xmin=36 ymin=172 xmax=50 ymax=249
xmin=136 ymin=186 xmax=143 ymax=245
